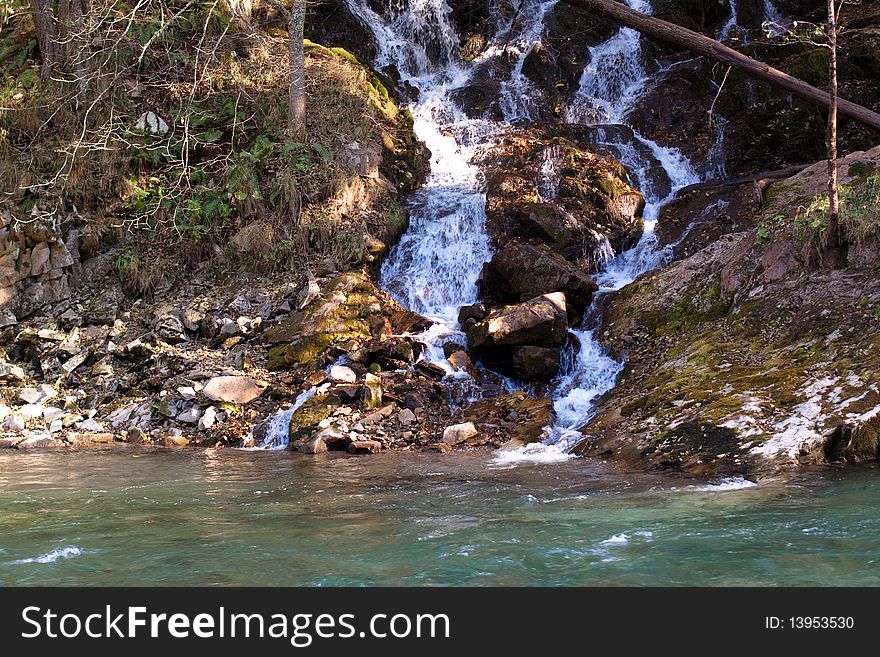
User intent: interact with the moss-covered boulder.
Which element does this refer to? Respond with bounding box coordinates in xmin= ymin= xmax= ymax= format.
xmin=264 ymin=272 xmax=395 ymax=370
xmin=481 ymin=127 xmax=644 ymax=272
xmin=287 ymin=394 xmax=342 ymax=449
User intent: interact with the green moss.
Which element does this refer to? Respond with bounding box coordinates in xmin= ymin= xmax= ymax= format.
xmin=846 ymin=416 xmax=880 ymax=462
xmin=287 ymin=394 xmax=341 ymax=446
xmin=847 ymin=162 xmax=877 ymax=180
xmin=788 ymin=48 xmax=830 ymax=88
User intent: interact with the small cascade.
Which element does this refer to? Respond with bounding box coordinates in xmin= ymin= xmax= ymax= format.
xmin=495 ymin=0 xmax=560 ymax=122
xmin=497 ymin=0 xmax=701 ymax=463
xmin=327 ymin=0 xmax=721 ymax=464
xmin=763 ymin=0 xmax=788 ymax=36
xmin=247 ymin=387 xmax=318 ymax=450
xmin=346 ymin=0 xmax=562 ymax=376
xmin=536 ymin=144 xmax=563 ymax=201
xmin=566 ymin=0 xmax=653 ymax=125
xmin=719 ymin=0 xmax=740 ymax=41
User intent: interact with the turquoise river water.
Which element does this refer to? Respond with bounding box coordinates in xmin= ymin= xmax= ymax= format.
xmin=1 ymin=448 xmax=879 ymax=586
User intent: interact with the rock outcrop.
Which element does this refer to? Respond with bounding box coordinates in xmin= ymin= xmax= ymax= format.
xmin=576 ymin=147 xmax=880 ymax=475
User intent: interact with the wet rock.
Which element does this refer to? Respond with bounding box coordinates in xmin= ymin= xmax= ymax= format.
xmin=299 ymin=434 xmax=328 ymax=454
xmin=512 ymin=346 xmax=561 ymax=380
xmin=348 ymin=439 xmax=382 ymax=454
xmin=125 ymin=427 xmax=147 ymax=444
xmin=482 ymin=127 xmax=644 ymax=271
xmin=442 ymin=422 xmax=478 ymax=445
xmin=480 ymin=243 xmax=597 ymax=319
xmin=364 ymin=373 xmax=383 ymax=409
xmin=466 ymin=293 xmax=568 ymax=349
xmin=466 ymin=393 xmax=555 ymax=448
xmin=0 ymin=436 xmax=24 ymax=448
xmin=288 ymin=394 xmax=341 ymax=446
xmin=447 ymin=350 xmax=475 ymax=375
xmin=202 ymin=376 xmax=266 ymax=404
xmin=163 ymin=435 xmax=189 ymax=447
xmin=330 ymin=365 xmax=357 ymax=383
xmin=457 ymin=303 xmax=487 ymax=325
xmin=17 ymin=435 xmax=61 ymax=449
xmin=69 ymin=432 xmax=114 ymax=446
xmin=517 ymin=203 xmax=574 ymax=252
xmin=415 ymin=361 xmax=448 ymax=379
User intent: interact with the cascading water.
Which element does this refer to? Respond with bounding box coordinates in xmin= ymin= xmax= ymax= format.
xmin=345 ymin=0 xmax=495 ymax=373
xmin=499 ymin=0 xmax=702 ymax=463
xmin=254 ymin=1 xmax=720 ymax=457
xmin=495 ymin=0 xmax=560 ymax=122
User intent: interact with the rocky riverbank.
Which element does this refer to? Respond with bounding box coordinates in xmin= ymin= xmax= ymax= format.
xmin=2 ymin=0 xmax=879 ymax=478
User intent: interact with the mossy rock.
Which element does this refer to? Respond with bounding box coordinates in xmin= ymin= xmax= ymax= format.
xmin=845 ymin=416 xmax=880 ymax=462
xmin=264 ymin=272 xmax=392 ymax=370
xmin=288 ymin=394 xmax=341 ymax=447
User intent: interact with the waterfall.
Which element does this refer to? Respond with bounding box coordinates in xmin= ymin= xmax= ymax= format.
xmin=346 ymin=0 xmax=560 ymax=375
xmin=719 ymin=0 xmax=739 ymax=41
xmin=343 ymin=0 xmax=494 ymax=372
xmin=336 ymin=0 xmax=714 ymax=464
xmin=500 ymin=0 xmax=701 ymax=462
xmin=495 ymin=0 xmax=560 ymax=123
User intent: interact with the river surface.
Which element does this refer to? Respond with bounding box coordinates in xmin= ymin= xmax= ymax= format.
xmin=1 ymin=449 xmax=879 ymax=586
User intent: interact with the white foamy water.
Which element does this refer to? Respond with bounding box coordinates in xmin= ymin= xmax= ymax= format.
xmin=344 ymin=0 xmax=715 ymax=466
xmin=496 ymin=0 xmax=560 ymax=122
xmin=692 ymin=477 xmax=758 ymax=492
xmin=246 ymin=387 xmax=317 ymax=450
xmin=566 ymin=0 xmax=653 ymax=126
xmin=348 ymin=0 xmax=563 ymax=374
xmin=11 ymin=546 xmax=82 ymax=565
xmin=345 ymin=0 xmax=493 ymax=369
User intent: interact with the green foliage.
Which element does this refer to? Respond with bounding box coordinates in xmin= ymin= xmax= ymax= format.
xmin=114 ymin=246 xmax=140 ymax=280
xmin=794 ymin=172 xmax=880 ymax=251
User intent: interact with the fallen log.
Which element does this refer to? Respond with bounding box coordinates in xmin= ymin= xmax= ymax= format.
xmin=722 ymin=164 xmax=812 ymax=186
xmin=560 ymin=0 xmax=880 ymax=132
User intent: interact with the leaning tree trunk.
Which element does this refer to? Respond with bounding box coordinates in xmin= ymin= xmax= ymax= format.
xmin=560 ymin=0 xmax=880 ymax=132
xmin=287 ymin=0 xmax=306 ymax=137
xmin=826 ymin=0 xmax=841 ymax=247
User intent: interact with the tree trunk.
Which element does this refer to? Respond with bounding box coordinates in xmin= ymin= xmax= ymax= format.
xmin=28 ymin=0 xmax=56 ymax=79
xmin=560 ymin=0 xmax=880 ymax=132
xmin=826 ymin=0 xmax=841 ymax=247
xmin=287 ymin=0 xmax=306 ymax=138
